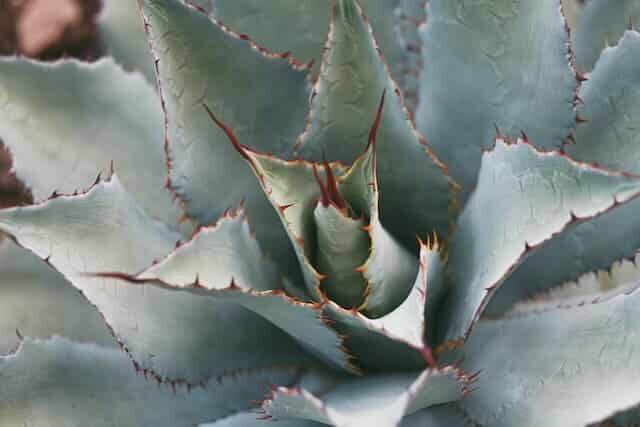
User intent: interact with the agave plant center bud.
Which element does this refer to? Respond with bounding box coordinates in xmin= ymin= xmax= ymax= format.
xmin=311 ymin=164 xmax=370 ymax=308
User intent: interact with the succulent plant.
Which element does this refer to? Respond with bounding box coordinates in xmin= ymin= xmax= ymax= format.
xmin=1 ymin=0 xmax=640 ymax=426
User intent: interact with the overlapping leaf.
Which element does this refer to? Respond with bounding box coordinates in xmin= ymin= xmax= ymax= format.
xmin=211 ymin=0 xmax=407 ymax=88
xmin=0 ymin=57 xmax=180 ymax=227
xmin=460 ymin=283 xmax=640 ymax=427
xmin=99 ymin=0 xmax=156 ymax=81
xmin=293 ymin=0 xmax=453 ymax=247
xmin=489 ymin=30 xmax=640 ymax=315
xmin=571 ymin=0 xmax=640 ymax=72
xmin=264 ymin=368 xmax=467 ymax=427
xmin=201 ymin=412 xmax=322 ymax=427
xmin=0 ymin=239 xmax=114 ymax=353
xmin=0 ymin=337 xmax=301 ymax=427
xmin=103 ymin=209 xmax=353 ymax=372
xmin=324 ymin=238 xmax=444 ymax=371
xmin=416 ymin=0 xmax=577 ymax=194
xmin=141 ymin=0 xmax=310 ymax=278
xmin=438 ymin=139 xmax=640 ymax=344
xmin=0 ymin=176 xmax=318 ymax=384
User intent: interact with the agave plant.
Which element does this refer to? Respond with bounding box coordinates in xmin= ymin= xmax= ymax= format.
xmin=1 ymin=0 xmax=640 ymax=426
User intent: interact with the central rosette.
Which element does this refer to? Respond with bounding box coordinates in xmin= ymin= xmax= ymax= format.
xmin=206 ymin=94 xmax=419 ymax=318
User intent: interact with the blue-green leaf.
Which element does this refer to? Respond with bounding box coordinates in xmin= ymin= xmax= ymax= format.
xmin=439 ymin=139 xmax=640 ymax=345
xmin=460 ymin=283 xmax=640 ymax=427
xmin=141 ymin=0 xmax=310 ymax=278
xmin=201 ymin=412 xmax=322 ymax=427
xmin=99 ymin=0 xmax=155 ymax=81
xmin=293 ymin=0 xmax=454 ymax=244
xmin=0 ymin=176 xmax=318 ymax=384
xmin=571 ymin=0 xmax=640 ymax=72
xmin=489 ymin=30 xmax=640 ymax=315
xmin=324 ymin=237 xmax=443 ymax=371
xmin=102 ymin=211 xmax=354 ymax=372
xmin=0 ymin=57 xmax=180 ymax=227
xmin=416 ymin=0 xmax=577 ymax=195
xmin=264 ymin=368 xmax=466 ymax=427
xmin=0 ymin=337 xmax=302 ymax=427
xmin=212 ymin=0 xmax=408 ymax=91
xmin=0 ymin=239 xmax=114 ymax=353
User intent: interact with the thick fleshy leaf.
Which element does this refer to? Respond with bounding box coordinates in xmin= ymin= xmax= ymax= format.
xmin=489 ymin=30 xmax=640 ymax=315
xmin=99 ymin=0 xmax=155 ymax=81
xmin=0 ymin=176 xmax=318 ymax=384
xmin=438 ymin=139 xmax=640 ymax=345
xmin=567 ymin=31 xmax=640 ymax=173
xmin=0 ymin=337 xmax=301 ymax=427
xmin=103 ymin=213 xmax=354 ymax=372
xmin=0 ymin=57 xmax=180 ymax=227
xmin=505 ymin=255 xmax=640 ymax=317
xmin=590 ymin=405 xmax=640 ymax=427
xmin=211 ymin=1 xmax=406 ymax=85
xmin=400 ymin=405 xmax=472 ymax=427
xmin=460 ymin=283 xmax=640 ymax=427
xmin=141 ymin=0 xmax=310 ymax=277
xmin=211 ymin=0 xmax=329 ymax=71
xmin=416 ymin=0 xmax=577 ymax=194
xmin=324 ymin=237 xmax=443 ymax=371
xmin=0 ymin=239 xmax=114 ymax=353
xmin=208 ymin=97 xmax=418 ymax=315
xmin=264 ymin=368 xmax=466 ymax=427
xmin=200 ymin=130 xmax=343 ymax=298
xmin=336 ymin=128 xmax=418 ymax=317
xmin=571 ymin=0 xmax=640 ymax=72
xmin=395 ymin=0 xmax=427 ymax=112
xmin=314 ymin=204 xmax=370 ymax=308
xmin=293 ymin=0 xmax=454 ymax=244
xmin=561 ymin=0 xmax=583 ymax=31
xmin=203 ymin=404 xmax=474 ymax=427
xmin=201 ymin=412 xmax=323 ymax=427
xmin=138 ymin=208 xmax=279 ymax=291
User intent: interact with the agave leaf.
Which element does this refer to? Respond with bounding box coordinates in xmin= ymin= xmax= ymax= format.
xmin=337 ymin=124 xmax=418 ymax=317
xmin=488 ymin=30 xmax=640 ymax=315
xmin=400 ymin=405 xmax=471 ymax=427
xmin=141 ymin=0 xmax=311 ymax=278
xmin=197 ymin=125 xmax=344 ymax=298
xmin=313 ymin=204 xmax=370 ymax=308
xmin=211 ymin=0 xmax=329 ymax=71
xmin=208 ymin=97 xmax=418 ymax=315
xmin=571 ymin=0 xmax=640 ymax=72
xmin=416 ymin=0 xmax=577 ymax=195
xmin=201 ymin=412 xmax=323 ymax=427
xmin=264 ymin=368 xmax=466 ymax=427
xmin=438 ymin=139 xmax=640 ymax=345
xmin=293 ymin=0 xmax=453 ymax=244
xmin=0 ymin=57 xmax=180 ymax=227
xmin=398 ymin=0 xmax=427 ymax=18
xmin=211 ymin=1 xmax=406 ymax=84
xmin=394 ymin=0 xmax=427 ymax=112
xmin=100 ymin=0 xmax=215 ymax=81
xmin=567 ymin=31 xmax=640 ymax=173
xmin=137 ymin=209 xmax=279 ymax=291
xmin=459 ymin=282 xmax=640 ymax=427
xmin=0 ymin=176 xmax=318 ymax=384
xmin=324 ymin=238 xmax=443 ymax=371
xmin=99 ymin=0 xmax=155 ymax=81
xmin=103 ymin=212 xmax=353 ymax=372
xmin=503 ymin=263 xmax=640 ymax=319
xmin=0 ymin=239 xmax=114 ymax=353
xmin=590 ymin=405 xmax=640 ymax=427
xmin=0 ymin=336 xmax=302 ymax=427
